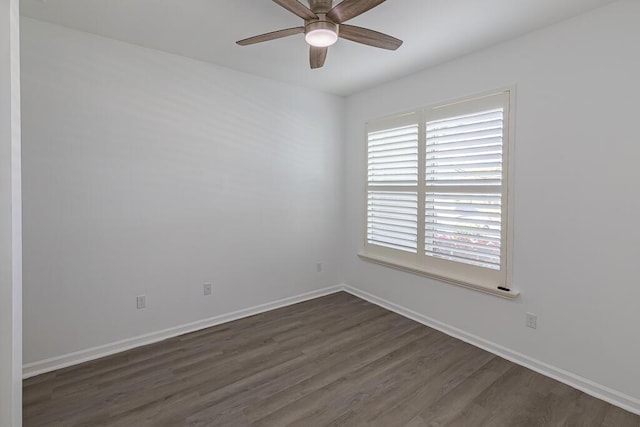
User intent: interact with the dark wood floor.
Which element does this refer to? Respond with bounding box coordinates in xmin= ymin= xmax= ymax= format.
xmin=23 ymin=292 xmax=639 ymax=426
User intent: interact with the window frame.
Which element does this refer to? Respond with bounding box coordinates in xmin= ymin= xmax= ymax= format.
xmin=360 ymin=88 xmax=517 ymax=299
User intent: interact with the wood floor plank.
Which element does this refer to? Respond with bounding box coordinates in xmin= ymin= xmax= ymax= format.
xmin=23 ymin=292 xmax=640 ymax=426
xmin=360 ymin=345 xmax=497 ymax=426
xmin=415 ymin=356 xmax=514 ymax=426
xmin=163 ymin=313 xmax=418 ymax=426
xmin=248 ymin=327 xmax=440 ymax=425
xmin=292 ymin=339 xmax=483 ymax=426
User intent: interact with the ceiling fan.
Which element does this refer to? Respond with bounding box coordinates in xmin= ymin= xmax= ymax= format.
xmin=236 ymin=0 xmax=403 ymax=69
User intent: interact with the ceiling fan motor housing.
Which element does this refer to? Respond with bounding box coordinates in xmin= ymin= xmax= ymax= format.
xmin=305 ymin=18 xmax=339 ymax=36
xmin=306 ymin=0 xmax=338 ymax=35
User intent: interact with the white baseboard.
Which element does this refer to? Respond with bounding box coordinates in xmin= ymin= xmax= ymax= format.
xmin=22 ymin=285 xmax=344 ymax=379
xmin=342 ymin=285 xmax=640 ymax=416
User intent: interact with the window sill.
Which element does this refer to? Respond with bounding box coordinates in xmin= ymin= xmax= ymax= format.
xmin=358 ymin=252 xmax=519 ymax=300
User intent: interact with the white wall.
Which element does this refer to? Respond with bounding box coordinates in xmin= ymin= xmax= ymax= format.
xmin=20 ymin=19 xmax=345 ymax=366
xmin=0 ymin=0 xmax=22 ymax=425
xmin=345 ymin=0 xmax=640 ymax=410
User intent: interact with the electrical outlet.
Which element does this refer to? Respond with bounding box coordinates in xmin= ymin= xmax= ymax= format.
xmin=317 ymin=263 xmax=323 ymax=273
xmin=526 ymin=312 xmax=537 ymax=329
xmin=203 ymin=283 xmax=212 ymax=296
xmin=136 ymin=295 xmax=146 ymax=309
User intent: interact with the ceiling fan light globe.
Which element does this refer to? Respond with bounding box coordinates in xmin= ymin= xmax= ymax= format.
xmin=305 ymin=29 xmax=338 ymax=47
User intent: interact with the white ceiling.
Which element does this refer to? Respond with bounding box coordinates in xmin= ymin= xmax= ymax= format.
xmin=21 ymin=0 xmax=617 ymax=96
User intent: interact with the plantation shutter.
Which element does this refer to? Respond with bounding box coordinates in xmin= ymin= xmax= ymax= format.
xmin=363 ymin=91 xmax=511 ymax=292
xmin=367 ymin=115 xmax=419 ymax=257
xmin=425 ymin=106 xmax=504 ymax=270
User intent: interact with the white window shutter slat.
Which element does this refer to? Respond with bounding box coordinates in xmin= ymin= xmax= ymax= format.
xmin=366 ymin=123 xmax=419 ymax=253
xmin=425 ymin=106 xmax=505 ymax=270
xmin=425 ymin=192 xmax=502 ymax=270
xmin=367 ymin=191 xmax=418 ymax=253
xmin=368 ymin=124 xmax=419 ymax=187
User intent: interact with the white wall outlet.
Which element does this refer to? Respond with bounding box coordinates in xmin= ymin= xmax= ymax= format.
xmin=136 ymin=295 xmax=146 ymax=309
xmin=203 ymin=283 xmax=212 ymax=296
xmin=317 ymin=263 xmax=323 ymax=273
xmin=526 ymin=312 xmax=538 ymax=329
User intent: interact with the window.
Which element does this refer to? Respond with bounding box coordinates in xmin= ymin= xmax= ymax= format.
xmin=362 ymin=90 xmax=514 ymax=297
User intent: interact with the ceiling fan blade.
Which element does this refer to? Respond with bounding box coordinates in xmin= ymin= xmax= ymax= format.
xmin=236 ymin=27 xmax=305 ymax=46
xmin=327 ymin=0 xmax=387 ymax=24
xmin=310 ymin=46 xmax=328 ymax=69
xmin=272 ymin=0 xmax=318 ymax=21
xmin=339 ymin=24 xmax=403 ymax=50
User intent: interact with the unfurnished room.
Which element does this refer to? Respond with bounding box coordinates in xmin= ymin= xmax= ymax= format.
xmin=1 ymin=0 xmax=640 ymax=426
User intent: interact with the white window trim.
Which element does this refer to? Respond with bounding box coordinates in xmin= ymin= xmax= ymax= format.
xmin=359 ymin=87 xmax=518 ymax=300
